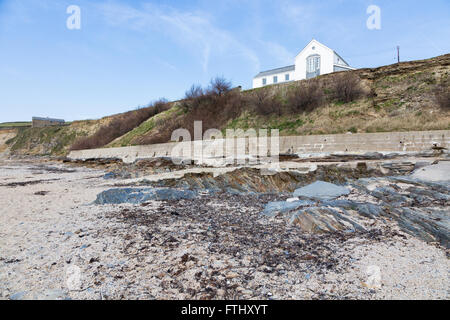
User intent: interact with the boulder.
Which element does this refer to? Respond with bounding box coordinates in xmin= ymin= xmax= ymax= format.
xmin=293 ymin=181 xmax=350 ymax=200
xmin=410 ymin=162 xmax=450 ymax=182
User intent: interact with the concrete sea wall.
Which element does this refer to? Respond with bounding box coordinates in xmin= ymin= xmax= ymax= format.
xmin=68 ymin=130 xmax=450 ymax=163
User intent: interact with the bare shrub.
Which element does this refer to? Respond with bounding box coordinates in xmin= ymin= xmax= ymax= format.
xmin=332 ymin=72 xmax=364 ymax=103
xmin=287 ymin=80 xmax=324 ymax=113
xmin=141 ymin=78 xmax=242 ymax=145
xmin=185 ymin=84 xmax=204 ymax=100
xmin=183 ymin=77 xmax=233 ymax=110
xmin=70 ymin=99 xmax=169 ymax=150
xmin=182 ymin=85 xmax=207 ymax=111
xmin=222 ymin=88 xmax=243 ymax=119
xmin=183 ymin=88 xmax=242 ymax=139
xmin=153 ymin=99 xmax=169 ymax=113
xmin=434 ymin=80 xmax=450 ymax=110
xmin=250 ymin=89 xmax=282 ymax=116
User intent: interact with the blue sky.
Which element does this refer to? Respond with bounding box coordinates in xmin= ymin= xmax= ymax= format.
xmin=0 ymin=0 xmax=449 ymax=122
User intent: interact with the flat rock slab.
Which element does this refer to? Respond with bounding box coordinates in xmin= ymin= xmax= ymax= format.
xmin=94 ymin=188 xmax=197 ymax=204
xmin=262 ymin=200 xmax=315 ymax=217
xmin=411 ymin=162 xmax=450 ymax=182
xmin=289 ymin=207 xmax=366 ymax=233
xmin=293 ymin=181 xmax=350 ymax=200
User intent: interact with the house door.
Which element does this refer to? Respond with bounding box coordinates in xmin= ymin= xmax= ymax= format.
xmin=306 ymin=54 xmax=321 ymax=79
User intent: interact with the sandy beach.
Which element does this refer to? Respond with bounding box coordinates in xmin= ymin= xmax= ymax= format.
xmin=0 ymin=158 xmax=448 ymax=300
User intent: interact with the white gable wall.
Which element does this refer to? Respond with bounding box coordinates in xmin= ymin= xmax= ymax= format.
xmin=294 ymin=40 xmax=334 ymax=81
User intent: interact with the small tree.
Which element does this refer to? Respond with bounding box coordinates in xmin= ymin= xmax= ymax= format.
xmin=209 ymin=76 xmax=232 ymax=96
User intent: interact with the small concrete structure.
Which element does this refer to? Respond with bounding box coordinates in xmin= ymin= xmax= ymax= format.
xmin=32 ymin=117 xmax=65 ymax=128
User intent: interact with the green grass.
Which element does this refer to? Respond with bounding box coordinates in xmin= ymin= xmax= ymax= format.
xmin=225 ymin=113 xmax=307 ymax=135
xmin=113 ymin=119 xmax=156 ymax=147
xmin=108 ymin=105 xmax=180 ymax=147
xmin=0 ymin=122 xmax=31 ymax=128
xmin=271 ymin=119 xmax=305 ymax=132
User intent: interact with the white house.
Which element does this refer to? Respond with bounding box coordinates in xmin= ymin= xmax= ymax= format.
xmin=252 ymin=39 xmax=355 ymax=88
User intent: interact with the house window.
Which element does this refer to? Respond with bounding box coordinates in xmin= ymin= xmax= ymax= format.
xmin=307 ymin=55 xmax=320 ymax=73
xmin=262 ymin=78 xmax=266 ymax=85
xmin=285 ymin=74 xmax=290 ymax=81
xmin=306 ymin=54 xmax=321 ymax=79
xmin=273 ymin=76 xmax=278 ymax=83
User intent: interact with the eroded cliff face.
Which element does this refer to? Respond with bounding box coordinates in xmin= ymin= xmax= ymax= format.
xmin=0 ymin=129 xmax=17 ymax=155
xmin=5 ymin=119 xmax=111 ymax=156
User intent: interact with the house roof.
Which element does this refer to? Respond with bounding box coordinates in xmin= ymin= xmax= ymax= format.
xmin=254 ymin=65 xmax=295 ymax=78
xmin=333 ymin=51 xmax=350 ymax=67
xmin=295 ymin=39 xmax=333 ymax=59
xmin=295 ymin=39 xmax=353 ymax=68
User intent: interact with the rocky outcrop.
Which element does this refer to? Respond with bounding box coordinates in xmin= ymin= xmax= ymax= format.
xmin=93 ymin=161 xmax=449 ymax=247
xmin=135 ymin=161 xmax=422 ymax=194
xmin=94 ymin=188 xmax=197 ymax=204
xmin=260 ymin=165 xmax=449 ymax=247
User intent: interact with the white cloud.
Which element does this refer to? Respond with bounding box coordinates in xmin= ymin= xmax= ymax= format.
xmin=279 ymin=0 xmax=320 ymax=34
xmin=259 ymin=40 xmax=295 ymax=66
xmin=153 ymin=57 xmax=178 ymax=72
xmin=95 ymin=1 xmax=260 ymax=73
